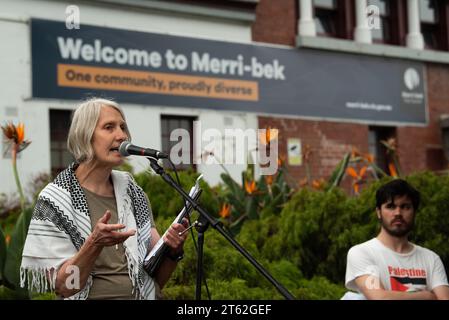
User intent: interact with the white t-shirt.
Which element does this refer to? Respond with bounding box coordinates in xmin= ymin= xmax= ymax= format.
xmin=345 ymin=238 xmax=449 ymax=293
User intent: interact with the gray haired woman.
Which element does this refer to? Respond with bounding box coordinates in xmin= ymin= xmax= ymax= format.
xmin=20 ymin=98 xmax=187 ymax=299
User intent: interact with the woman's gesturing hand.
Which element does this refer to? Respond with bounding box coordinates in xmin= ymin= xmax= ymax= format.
xmin=89 ymin=210 xmax=136 ymax=247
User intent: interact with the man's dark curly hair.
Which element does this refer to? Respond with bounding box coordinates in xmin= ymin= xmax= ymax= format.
xmin=376 ymin=179 xmax=420 ymax=211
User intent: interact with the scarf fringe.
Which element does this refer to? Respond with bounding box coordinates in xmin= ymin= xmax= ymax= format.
xmin=119 ymin=189 xmax=149 ymax=300
xmin=20 ymin=266 xmax=57 ymax=294
xmin=72 ymin=276 xmax=91 ymax=300
xmin=20 ymin=265 xmax=92 ymax=299
xmin=119 ymin=195 xmax=139 ymax=299
xmin=124 ymin=245 xmax=144 ymax=300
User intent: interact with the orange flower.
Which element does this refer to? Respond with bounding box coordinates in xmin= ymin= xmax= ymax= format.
xmin=346 ymin=166 xmax=368 ymax=194
xmin=5 ymin=234 xmax=11 ymax=245
xmin=259 ymin=127 xmax=279 ymax=145
xmin=1 ymin=122 xmax=31 ymax=210
xmin=312 ymin=178 xmax=325 ymax=190
xmin=244 ymin=180 xmax=257 ymax=195
xmin=351 ymin=147 xmax=361 ymax=159
xmin=298 ymin=177 xmax=308 ymax=187
xmin=354 ymin=182 xmax=360 ymax=194
xmin=16 ymin=122 xmax=25 ymax=144
xmin=346 ymin=167 xmax=357 ymax=179
xmin=1 ymin=121 xmax=31 ymax=153
xmin=364 ymin=153 xmax=374 ymax=163
xmin=219 ymin=203 xmax=231 ymax=218
xmin=265 ymin=175 xmax=274 ymax=186
xmin=360 ymin=166 xmax=367 ymax=178
xmin=388 ymin=162 xmax=398 ymax=177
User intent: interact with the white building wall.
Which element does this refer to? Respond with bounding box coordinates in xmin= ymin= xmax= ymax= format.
xmin=0 ymin=0 xmax=256 ymax=196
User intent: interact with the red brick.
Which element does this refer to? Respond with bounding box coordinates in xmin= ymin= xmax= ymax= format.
xmin=252 ymin=0 xmax=297 ymax=46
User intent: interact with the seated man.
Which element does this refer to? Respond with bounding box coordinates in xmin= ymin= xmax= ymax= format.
xmin=344 ymin=179 xmax=449 ymax=300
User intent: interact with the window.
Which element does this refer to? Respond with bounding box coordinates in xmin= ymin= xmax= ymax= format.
xmin=161 ymin=115 xmax=196 ymax=171
xmin=438 ymin=117 xmax=449 ymax=171
xmin=314 ymin=0 xmax=339 ymax=37
xmin=420 ymin=0 xmax=438 ymax=23
xmin=368 ymin=0 xmax=392 ymax=43
xmin=368 ymin=126 xmax=396 ymax=173
xmin=313 ymin=0 xmax=353 ymax=39
xmin=50 ymin=110 xmax=74 ymax=177
xmin=420 ymin=0 xmax=439 ymax=49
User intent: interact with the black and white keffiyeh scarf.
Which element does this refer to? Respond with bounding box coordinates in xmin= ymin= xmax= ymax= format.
xmin=20 ymin=163 xmax=156 ymax=300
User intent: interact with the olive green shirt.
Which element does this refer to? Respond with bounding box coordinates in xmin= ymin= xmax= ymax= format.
xmin=83 ymin=187 xmax=135 ymax=300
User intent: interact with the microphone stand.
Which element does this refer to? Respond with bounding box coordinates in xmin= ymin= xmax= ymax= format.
xmin=194 ymin=213 xmax=209 ymax=300
xmin=147 ymin=157 xmax=295 ymax=300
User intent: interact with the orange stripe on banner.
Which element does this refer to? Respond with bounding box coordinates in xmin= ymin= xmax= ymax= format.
xmin=57 ymin=64 xmax=259 ymax=101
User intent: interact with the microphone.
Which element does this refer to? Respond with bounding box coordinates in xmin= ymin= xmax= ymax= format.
xmin=119 ymin=141 xmax=168 ymax=159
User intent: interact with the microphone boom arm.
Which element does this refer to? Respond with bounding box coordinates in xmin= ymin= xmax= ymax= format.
xmin=147 ymin=157 xmax=296 ymax=300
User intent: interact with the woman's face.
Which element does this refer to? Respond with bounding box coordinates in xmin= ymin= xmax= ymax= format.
xmin=91 ymin=105 xmax=128 ymax=168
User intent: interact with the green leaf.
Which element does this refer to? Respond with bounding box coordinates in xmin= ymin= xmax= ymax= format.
xmin=220 ymin=173 xmax=241 ymax=195
xmin=328 ymin=152 xmax=351 ymax=190
xmin=245 ymin=156 xmax=255 ymax=182
xmin=246 ymin=196 xmax=259 ymax=220
xmin=270 ymin=192 xmax=286 ymax=211
xmin=3 ymin=207 xmax=33 ymax=291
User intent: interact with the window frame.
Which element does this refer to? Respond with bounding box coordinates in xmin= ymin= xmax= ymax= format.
xmin=49 ymin=109 xmax=74 ymax=177
xmin=160 ymin=114 xmax=197 ymax=172
xmin=418 ymin=0 xmax=449 ymax=51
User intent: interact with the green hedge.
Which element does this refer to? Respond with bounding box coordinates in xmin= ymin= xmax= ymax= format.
xmin=148 ymin=172 xmax=449 ymax=299
xmin=2 ymin=168 xmax=448 ymax=300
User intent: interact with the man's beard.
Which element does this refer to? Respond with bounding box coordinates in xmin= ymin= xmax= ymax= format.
xmin=379 ymin=216 xmax=414 ymax=238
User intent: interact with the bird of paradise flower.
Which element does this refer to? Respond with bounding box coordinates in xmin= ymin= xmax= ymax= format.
xmin=346 ymin=166 xmax=368 ymax=194
xmin=1 ymin=122 xmax=31 ymax=210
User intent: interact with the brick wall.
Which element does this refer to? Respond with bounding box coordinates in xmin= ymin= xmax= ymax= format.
xmin=398 ymin=63 xmax=449 ymax=174
xmin=258 ymin=116 xmax=369 ymax=185
xmin=253 ymin=2 xmax=449 ymax=183
xmin=252 ymin=0 xmax=297 ymax=46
